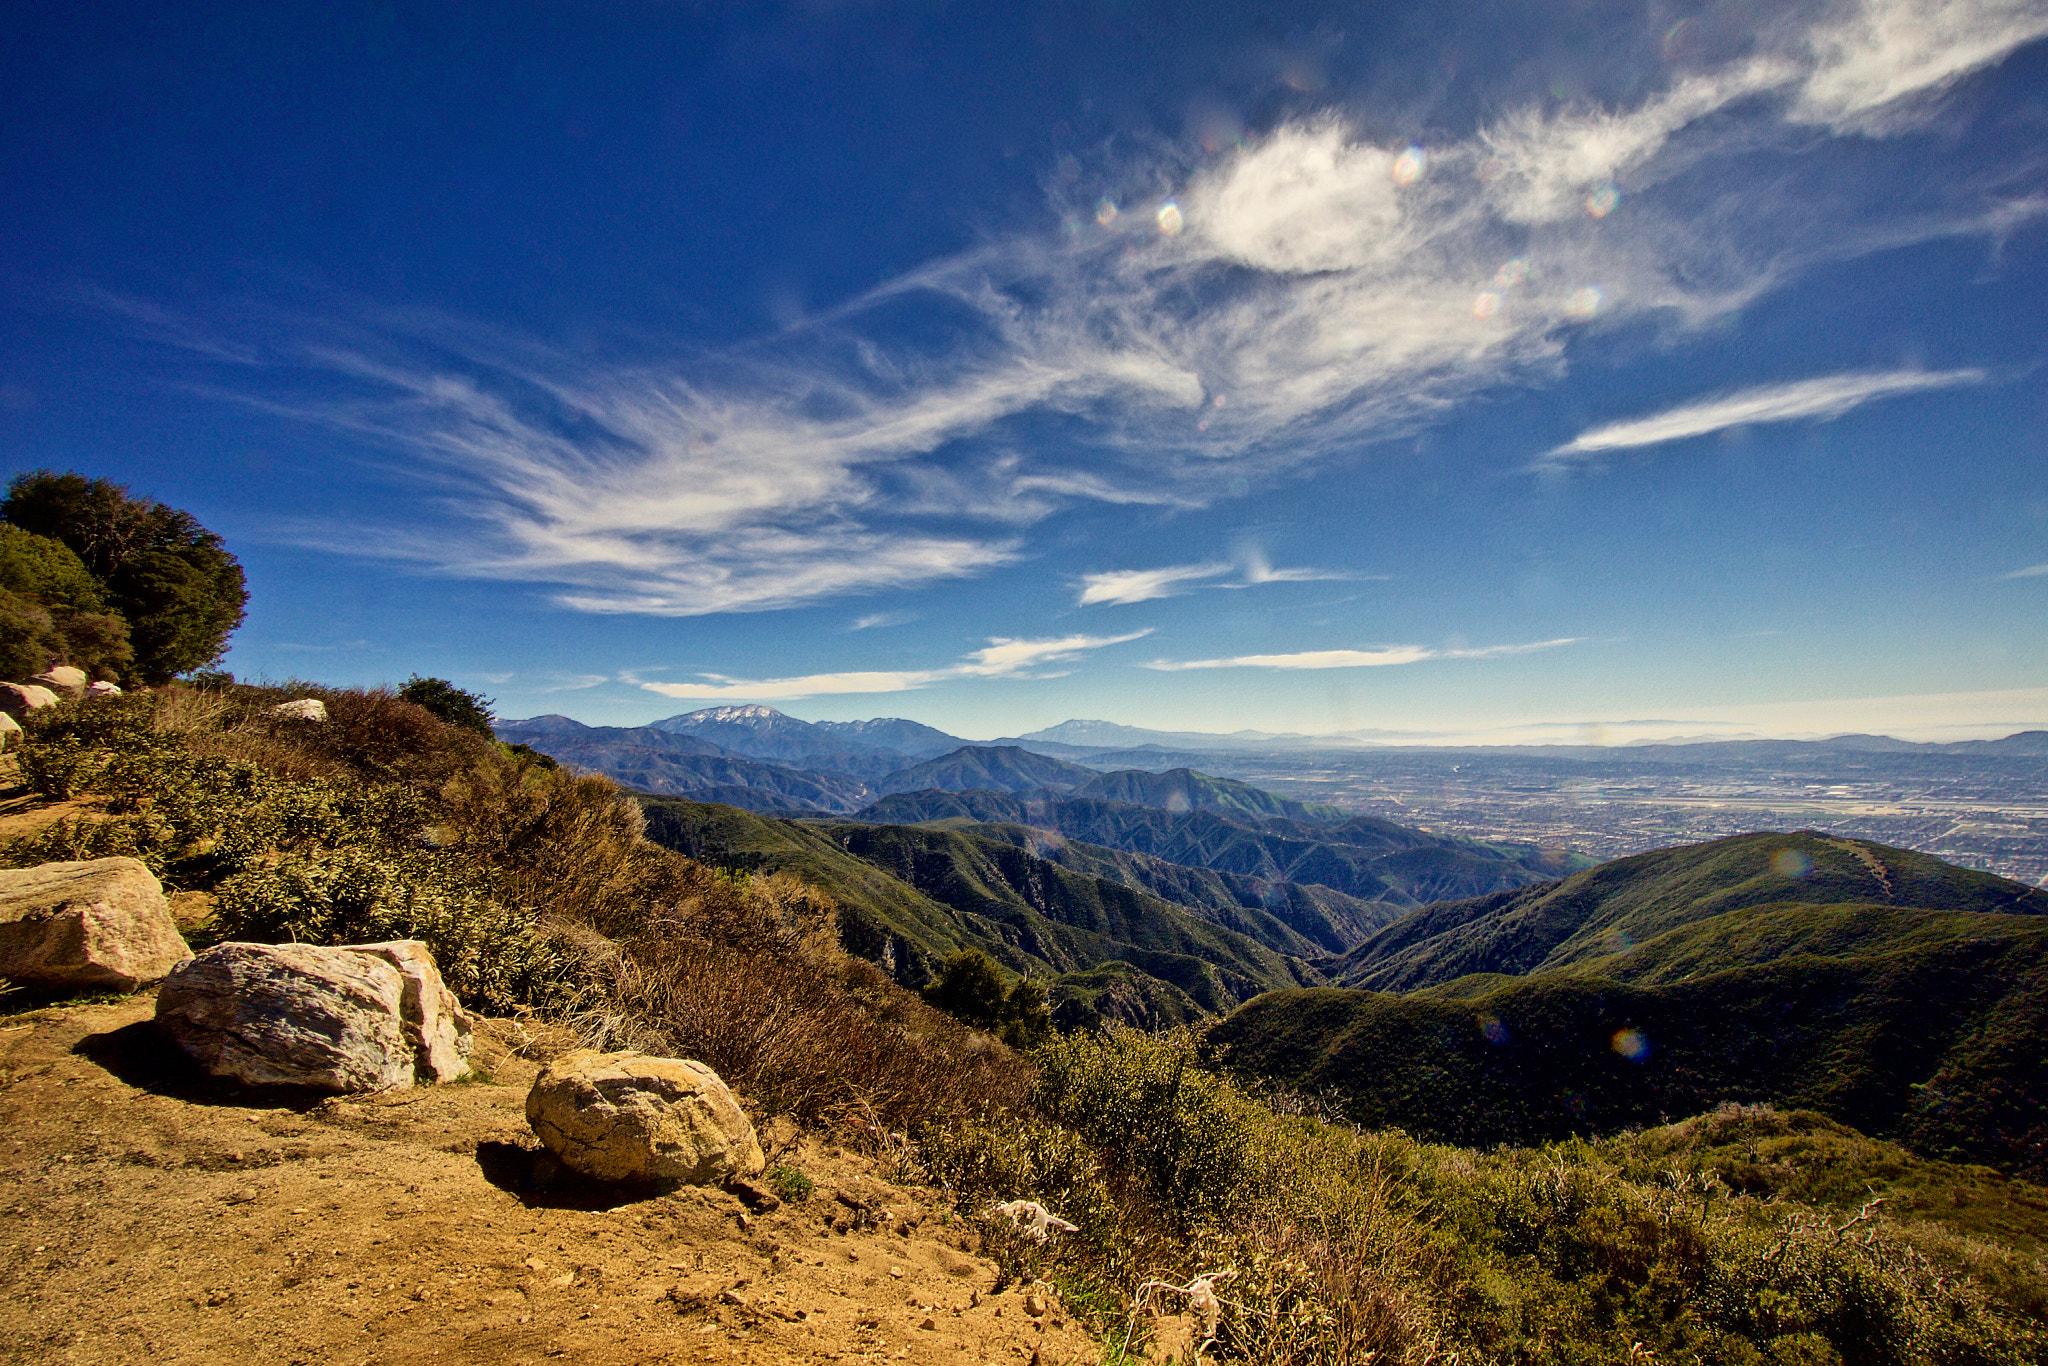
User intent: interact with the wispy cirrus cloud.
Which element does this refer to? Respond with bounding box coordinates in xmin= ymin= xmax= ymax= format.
xmin=152 ymin=0 xmax=2047 ymax=617
xmin=1080 ymin=549 xmax=1356 ymax=605
xmin=1544 ymin=368 xmax=1987 ymax=464
xmin=1078 ymin=563 xmax=1234 ymax=606
xmin=1147 ymin=637 xmax=1582 ymax=671
xmin=633 ymin=630 xmax=1150 ymax=700
xmin=2000 ymin=563 xmax=2048 ymax=579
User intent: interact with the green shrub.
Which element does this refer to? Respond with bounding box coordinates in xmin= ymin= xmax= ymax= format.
xmin=398 ymin=675 xmax=496 ymax=736
xmin=766 ymin=1165 xmax=815 ymax=1204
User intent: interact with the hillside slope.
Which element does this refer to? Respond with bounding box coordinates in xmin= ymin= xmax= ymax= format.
xmin=855 ymin=790 xmax=1575 ymax=909
xmin=493 ymin=717 xmax=876 ymax=811
xmin=875 ymin=746 xmax=1102 ymax=795
xmin=1212 ymin=906 xmax=2048 ymax=1175
xmin=1336 ymin=829 xmax=2048 ymax=991
xmin=639 ymin=799 xmax=1326 ymax=1015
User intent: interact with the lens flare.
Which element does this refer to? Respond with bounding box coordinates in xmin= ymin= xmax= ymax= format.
xmin=1472 ymin=291 xmax=1501 ymax=318
xmin=1772 ymin=849 xmax=1815 ymax=878
xmin=1391 ymin=145 xmax=1426 ymax=185
xmin=1495 ymin=257 xmax=1529 ymax=288
xmin=1478 ymin=1013 xmax=1511 ymax=1046
xmin=1095 ymin=197 xmax=1120 ymax=226
xmin=1565 ymin=286 xmax=1603 ymax=319
xmin=1155 ymin=201 xmax=1184 ymax=235
xmin=1585 ymin=182 xmax=1621 ymax=217
xmin=1611 ymin=1028 xmax=1652 ymax=1062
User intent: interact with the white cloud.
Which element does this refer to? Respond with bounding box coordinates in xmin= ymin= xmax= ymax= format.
xmin=1545 ymin=369 xmax=1986 ymax=462
xmin=1146 ymin=638 xmax=1580 ymax=671
xmin=1079 ymin=564 xmax=1232 ymax=606
xmin=161 ymin=0 xmax=2045 ymax=617
xmin=2000 ymin=563 xmax=2048 ymax=579
xmin=850 ymin=611 xmax=915 ymax=630
xmin=1795 ymin=0 xmax=2048 ymax=132
xmin=636 ymin=630 xmax=1150 ymax=700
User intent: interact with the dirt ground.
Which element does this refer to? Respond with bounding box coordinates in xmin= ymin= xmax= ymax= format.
xmin=0 ymin=994 xmax=1106 ymax=1366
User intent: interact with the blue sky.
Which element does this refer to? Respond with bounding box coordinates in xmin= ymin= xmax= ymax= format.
xmin=3 ymin=0 xmax=2046 ymax=742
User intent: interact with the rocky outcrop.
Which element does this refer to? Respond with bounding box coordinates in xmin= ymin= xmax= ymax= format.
xmin=269 ymin=699 xmax=328 ymax=722
xmin=344 ymin=939 xmax=473 ymax=1082
xmin=86 ymin=680 xmax=122 ymax=698
xmin=0 ymin=857 xmax=193 ymax=992
xmin=527 ymin=1050 xmax=764 ymax=1185
xmin=0 ymin=682 xmax=60 ymax=718
xmin=156 ymin=939 xmax=472 ymax=1092
xmin=27 ymin=666 xmax=87 ymax=698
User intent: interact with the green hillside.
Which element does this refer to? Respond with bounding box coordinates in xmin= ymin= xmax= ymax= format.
xmin=964 ymin=821 xmax=1402 ymax=953
xmin=853 ymin=791 xmax=1576 ymax=910
xmin=1070 ymin=767 xmax=1346 ymax=822
xmin=875 ymin=744 xmax=1100 ymax=794
xmin=1336 ymin=829 xmax=2048 ymax=991
xmin=1210 ymin=906 xmax=2048 ymax=1176
xmin=638 ymin=799 xmax=1326 ymax=1015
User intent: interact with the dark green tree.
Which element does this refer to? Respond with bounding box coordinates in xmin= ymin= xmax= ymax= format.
xmin=3 ymin=472 xmax=247 ymax=683
xmin=997 ymin=976 xmax=1053 ymax=1049
xmin=399 ymin=675 xmax=498 ymax=736
xmin=0 ymin=525 xmax=135 ymax=680
xmin=924 ymin=949 xmax=1009 ymax=1030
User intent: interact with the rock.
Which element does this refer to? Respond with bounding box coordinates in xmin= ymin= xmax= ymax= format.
xmin=1023 ymin=1291 xmax=1047 ymax=1317
xmin=0 ymin=712 xmax=19 ymax=751
xmin=0 ymin=683 xmax=60 ymax=718
xmin=526 ymin=1050 xmax=765 ymax=1185
xmin=340 ymin=939 xmax=472 ymax=1082
xmin=85 ymin=680 xmax=122 ymax=698
xmin=26 ymin=666 xmax=87 ymax=698
xmin=156 ymin=942 xmax=415 ymax=1092
xmin=268 ymin=698 xmax=328 ymax=722
xmin=725 ymin=1176 xmax=782 ymax=1213
xmin=0 ymin=857 xmax=193 ymax=991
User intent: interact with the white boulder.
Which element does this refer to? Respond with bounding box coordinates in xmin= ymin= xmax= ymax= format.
xmin=269 ymin=698 xmax=329 ymax=722
xmin=527 ymin=1050 xmax=764 ymax=1185
xmin=85 ymin=680 xmax=122 ymax=698
xmin=0 ymin=857 xmax=193 ymax=992
xmin=0 ymin=683 xmax=60 ymax=718
xmin=26 ymin=666 xmax=87 ymax=698
xmin=0 ymin=712 xmax=19 ymax=751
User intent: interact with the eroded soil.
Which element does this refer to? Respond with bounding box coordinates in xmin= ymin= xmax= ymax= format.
xmin=0 ymin=995 xmax=1102 ymax=1366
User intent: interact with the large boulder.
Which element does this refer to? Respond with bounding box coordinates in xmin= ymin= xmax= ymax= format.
xmin=343 ymin=939 xmax=473 ymax=1082
xmin=269 ymin=698 xmax=328 ymax=723
xmin=0 ymin=857 xmax=193 ymax=992
xmin=527 ymin=1050 xmax=764 ymax=1186
xmin=156 ymin=939 xmax=474 ymax=1091
xmin=26 ymin=666 xmax=87 ymax=699
xmin=0 ymin=712 xmax=19 ymax=752
xmin=157 ymin=942 xmax=416 ymax=1092
xmin=0 ymin=683 xmax=60 ymax=719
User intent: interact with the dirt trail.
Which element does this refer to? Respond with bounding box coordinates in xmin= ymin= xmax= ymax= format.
xmin=0 ymin=996 xmax=1102 ymax=1366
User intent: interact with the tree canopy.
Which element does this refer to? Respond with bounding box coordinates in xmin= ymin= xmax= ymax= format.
xmin=0 ymin=471 xmax=246 ymax=683
xmin=399 ymin=676 xmax=497 ymax=736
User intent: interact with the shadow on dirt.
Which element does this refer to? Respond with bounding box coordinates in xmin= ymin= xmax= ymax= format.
xmin=74 ymin=1021 xmax=325 ymax=1110
xmin=474 ymin=1140 xmax=661 ymax=1210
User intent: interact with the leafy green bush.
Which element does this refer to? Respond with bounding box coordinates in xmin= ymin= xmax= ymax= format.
xmin=398 ymin=675 xmax=496 ymax=736
xmin=213 ymin=847 xmax=563 ymax=1014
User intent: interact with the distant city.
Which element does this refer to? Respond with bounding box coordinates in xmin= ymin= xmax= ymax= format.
xmin=1139 ymin=741 xmax=2048 ymax=888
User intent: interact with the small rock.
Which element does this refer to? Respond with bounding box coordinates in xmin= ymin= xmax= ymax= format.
xmin=85 ymin=680 xmax=122 ymax=698
xmin=919 ymin=1317 xmax=937 ymax=1331
xmin=0 ymin=682 xmax=60 ymax=719
xmin=268 ymin=698 xmax=328 ymax=723
xmin=725 ymin=1177 xmax=782 ymax=1213
xmin=526 ymin=1050 xmax=765 ymax=1185
xmin=1023 ymin=1291 xmax=1046 ymax=1317
xmin=26 ymin=666 xmax=87 ymax=698
xmin=0 ymin=856 xmax=192 ymax=991
xmin=889 ymin=1266 xmax=905 ymax=1279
